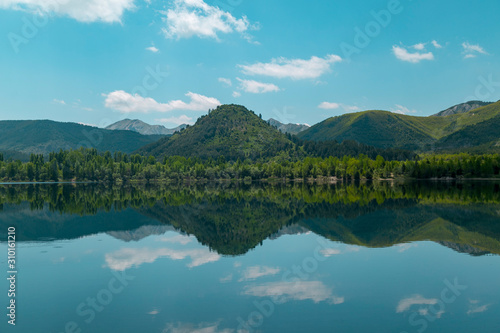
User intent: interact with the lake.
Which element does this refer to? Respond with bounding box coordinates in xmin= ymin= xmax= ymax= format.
xmin=1 ymin=182 xmax=499 ymax=333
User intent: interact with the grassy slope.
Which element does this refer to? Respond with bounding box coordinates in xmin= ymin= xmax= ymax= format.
xmin=0 ymin=120 xmax=162 ymax=155
xmin=298 ymin=101 xmax=500 ymax=150
xmin=435 ymin=114 xmax=500 ymax=152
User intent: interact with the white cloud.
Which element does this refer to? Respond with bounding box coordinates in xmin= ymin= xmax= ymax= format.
xmin=219 ymin=273 xmax=233 ymax=283
xmin=105 ymin=247 xmax=221 ymax=270
xmin=156 ymin=235 xmax=193 ymax=245
xmin=53 ymin=99 xmax=66 ymax=105
xmin=243 ymin=281 xmax=344 ymax=304
xmin=396 ymin=295 xmax=438 ymax=313
xmin=412 ymin=43 xmax=426 ymax=51
xmin=236 ymin=78 xmax=280 ymax=94
xmin=395 ymin=243 xmax=418 ymax=253
xmin=392 ymin=104 xmax=417 ymax=115
xmin=343 ymin=105 xmax=360 ymax=112
xmin=462 ymin=42 xmax=488 ymax=59
xmin=218 ymin=77 xmax=232 ymax=87
xmin=156 ymin=115 xmax=194 ymax=126
xmin=431 ymin=40 xmax=443 ymax=49
xmin=146 ymin=45 xmax=159 ymax=53
xmin=467 ymin=300 xmax=491 ymax=315
xmin=318 ymin=102 xmax=340 ymax=110
xmin=238 ymin=266 xmax=281 ymax=282
xmin=318 ymin=102 xmax=360 ymax=112
xmin=162 ymin=321 xmax=233 ymax=333
xmin=392 ymin=46 xmax=434 ymax=63
xmin=104 ymin=91 xmax=220 ymax=113
xmin=161 ymin=0 xmax=255 ymax=41
xmin=320 ymin=248 xmax=341 ymax=257
xmin=0 ymin=0 xmax=135 ymax=23
xmin=232 ymin=91 xmax=241 ymax=98
xmin=239 ymin=54 xmax=342 ymax=80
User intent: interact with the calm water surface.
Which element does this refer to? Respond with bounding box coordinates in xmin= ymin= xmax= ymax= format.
xmin=0 ymin=182 xmax=499 ymax=333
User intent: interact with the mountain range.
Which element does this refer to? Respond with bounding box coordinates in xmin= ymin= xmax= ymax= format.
xmin=267 ymin=118 xmax=310 ymax=135
xmin=0 ymin=120 xmax=162 ymax=156
xmin=298 ymin=100 xmax=500 ymax=152
xmin=1 ymin=100 xmax=498 ymax=160
xmin=105 ymin=117 xmax=308 ymax=136
xmin=105 ymin=118 xmax=186 ymax=135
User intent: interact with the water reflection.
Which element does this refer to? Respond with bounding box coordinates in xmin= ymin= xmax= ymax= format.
xmin=0 ymin=182 xmax=499 ymax=333
xmin=1 ymin=181 xmax=499 ymax=256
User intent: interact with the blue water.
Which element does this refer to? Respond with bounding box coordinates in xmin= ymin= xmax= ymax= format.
xmin=0 ymin=183 xmax=499 ymax=333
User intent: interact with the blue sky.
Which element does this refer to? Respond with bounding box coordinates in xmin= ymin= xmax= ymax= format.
xmin=0 ymin=0 xmax=499 ymax=128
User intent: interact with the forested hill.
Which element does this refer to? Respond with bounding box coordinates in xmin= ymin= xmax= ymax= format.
xmin=136 ymin=104 xmax=415 ymax=161
xmin=0 ymin=120 xmax=162 ymax=156
xmin=136 ymin=104 xmax=296 ymax=161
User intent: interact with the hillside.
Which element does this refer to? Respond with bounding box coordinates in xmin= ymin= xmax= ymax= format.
xmin=0 ymin=120 xmax=162 ymax=155
xmin=137 ymin=104 xmax=295 ymax=161
xmin=106 ymin=118 xmax=185 ymax=135
xmin=298 ymin=100 xmax=500 ymax=151
xmin=297 ymin=110 xmax=437 ymax=150
xmin=435 ymin=114 xmax=500 ymax=152
xmin=433 ymin=101 xmax=492 ymax=116
xmin=267 ymin=118 xmax=310 ymax=135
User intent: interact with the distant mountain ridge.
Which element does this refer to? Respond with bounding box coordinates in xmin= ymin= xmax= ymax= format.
xmin=267 ymin=118 xmax=310 ymax=135
xmin=433 ymin=101 xmax=492 ymax=117
xmin=1 ymin=99 xmax=499 ymax=159
xmin=0 ymin=120 xmax=162 ymax=156
xmin=106 ymin=119 xmax=186 ymax=135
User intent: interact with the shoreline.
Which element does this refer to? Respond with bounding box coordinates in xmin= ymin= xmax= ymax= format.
xmin=0 ymin=177 xmax=499 ymax=185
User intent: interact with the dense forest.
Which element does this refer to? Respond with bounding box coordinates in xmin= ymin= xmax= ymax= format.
xmin=0 ymin=148 xmax=499 ymax=182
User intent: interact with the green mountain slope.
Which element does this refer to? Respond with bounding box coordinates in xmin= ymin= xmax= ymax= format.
xmin=435 ymin=114 xmax=500 ymax=152
xmin=137 ymin=104 xmax=295 ymax=160
xmin=0 ymin=120 xmax=162 ymax=155
xmin=298 ymin=100 xmax=500 ymax=151
xmin=297 ymin=110 xmax=438 ymax=150
xmin=435 ymin=100 xmax=500 ymax=135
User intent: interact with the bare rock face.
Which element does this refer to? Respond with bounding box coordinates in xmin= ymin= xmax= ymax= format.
xmin=433 ymin=101 xmax=492 ymax=117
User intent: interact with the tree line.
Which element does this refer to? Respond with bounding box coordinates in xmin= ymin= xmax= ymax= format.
xmin=0 ymin=148 xmax=499 ymax=182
